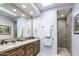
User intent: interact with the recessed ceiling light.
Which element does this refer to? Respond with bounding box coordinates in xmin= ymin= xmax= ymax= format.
xmin=41 ymin=3 xmax=54 ymax=7
xmin=61 ymin=14 xmax=64 ymax=17
xmin=12 ymin=9 xmax=16 ymax=12
xmin=30 ymin=11 xmax=33 ymax=14
xmin=22 ymin=14 xmax=25 ymax=16
xmin=22 ymin=5 xmax=26 ymax=8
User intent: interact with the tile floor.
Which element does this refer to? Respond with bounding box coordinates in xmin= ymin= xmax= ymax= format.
xmin=37 ymin=47 xmax=71 ymax=56
xmin=37 ymin=51 xmax=53 ymax=56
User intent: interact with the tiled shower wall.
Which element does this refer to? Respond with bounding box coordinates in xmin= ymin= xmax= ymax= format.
xmin=57 ymin=11 xmax=72 ymax=55
xmin=57 ymin=19 xmax=67 ymax=48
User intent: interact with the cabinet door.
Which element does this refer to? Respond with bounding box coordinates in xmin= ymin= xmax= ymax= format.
xmin=34 ymin=40 xmax=40 ymax=56
xmin=25 ymin=43 xmax=34 ymax=56
xmin=26 ymin=48 xmax=34 ymax=56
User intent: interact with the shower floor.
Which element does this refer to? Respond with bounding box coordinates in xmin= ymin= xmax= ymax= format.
xmin=57 ymin=47 xmax=71 ymax=56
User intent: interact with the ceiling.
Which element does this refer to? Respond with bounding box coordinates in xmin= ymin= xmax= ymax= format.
xmin=0 ymin=3 xmax=40 ymax=19
xmin=0 ymin=3 xmax=73 ymax=19
xmin=35 ymin=3 xmax=73 ymax=12
xmin=14 ymin=3 xmax=40 ymax=17
xmin=57 ymin=7 xmax=72 ymax=19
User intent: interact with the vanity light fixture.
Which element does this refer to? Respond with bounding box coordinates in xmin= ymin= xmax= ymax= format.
xmin=22 ymin=5 xmax=26 ymax=8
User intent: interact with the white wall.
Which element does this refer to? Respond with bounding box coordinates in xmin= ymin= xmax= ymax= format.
xmin=17 ymin=17 xmax=31 ymax=37
xmin=33 ymin=9 xmax=57 ymax=55
xmin=72 ymin=4 xmax=79 ymax=56
xmin=0 ymin=16 xmax=14 ymax=40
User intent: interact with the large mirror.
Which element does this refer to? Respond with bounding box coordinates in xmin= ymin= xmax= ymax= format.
xmin=74 ymin=13 xmax=79 ymax=34
xmin=0 ymin=3 xmax=32 ymax=40
xmin=0 ymin=25 xmax=11 ymax=35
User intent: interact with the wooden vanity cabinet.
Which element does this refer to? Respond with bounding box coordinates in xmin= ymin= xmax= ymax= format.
xmin=0 ymin=40 xmax=40 ymax=56
xmin=0 ymin=46 xmax=25 ymax=56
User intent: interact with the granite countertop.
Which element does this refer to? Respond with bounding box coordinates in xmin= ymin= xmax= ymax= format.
xmin=0 ymin=39 xmax=40 ymax=54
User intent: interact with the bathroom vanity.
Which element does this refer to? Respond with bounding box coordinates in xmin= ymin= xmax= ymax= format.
xmin=0 ymin=39 xmax=40 ymax=56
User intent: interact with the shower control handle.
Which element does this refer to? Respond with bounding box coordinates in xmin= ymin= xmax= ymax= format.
xmin=52 ymin=38 xmax=54 ymax=40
